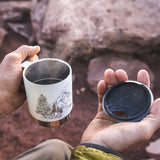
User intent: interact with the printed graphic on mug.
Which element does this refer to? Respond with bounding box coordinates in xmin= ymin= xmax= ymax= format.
xmin=36 ymin=87 xmax=71 ymax=119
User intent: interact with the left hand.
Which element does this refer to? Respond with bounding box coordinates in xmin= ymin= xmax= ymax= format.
xmin=0 ymin=45 xmax=40 ymax=118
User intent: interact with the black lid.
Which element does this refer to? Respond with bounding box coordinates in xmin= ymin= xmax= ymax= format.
xmin=102 ymin=81 xmax=153 ymax=122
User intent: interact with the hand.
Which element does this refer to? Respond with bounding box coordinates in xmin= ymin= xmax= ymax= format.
xmin=81 ymin=69 xmax=160 ymax=155
xmin=0 ymin=45 xmax=40 ymax=118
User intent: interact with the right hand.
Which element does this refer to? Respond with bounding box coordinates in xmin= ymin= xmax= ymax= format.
xmin=81 ymin=69 xmax=160 ymax=155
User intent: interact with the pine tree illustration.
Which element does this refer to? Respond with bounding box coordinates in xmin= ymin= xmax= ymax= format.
xmin=36 ymin=94 xmax=51 ymax=115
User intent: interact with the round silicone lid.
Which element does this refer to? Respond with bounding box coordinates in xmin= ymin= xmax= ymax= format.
xmin=102 ymin=81 xmax=153 ymax=122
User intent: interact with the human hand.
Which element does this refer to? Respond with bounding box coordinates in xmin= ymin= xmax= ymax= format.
xmin=0 ymin=45 xmax=40 ymax=118
xmin=81 ymin=69 xmax=160 ymax=155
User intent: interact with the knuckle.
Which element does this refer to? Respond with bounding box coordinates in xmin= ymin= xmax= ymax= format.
xmin=4 ymin=52 xmax=20 ymax=62
xmin=19 ymin=45 xmax=28 ymax=49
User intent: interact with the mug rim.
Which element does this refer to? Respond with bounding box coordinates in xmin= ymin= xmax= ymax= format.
xmin=23 ymin=58 xmax=72 ymax=86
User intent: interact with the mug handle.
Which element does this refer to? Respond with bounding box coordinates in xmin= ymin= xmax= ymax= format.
xmin=21 ymin=60 xmax=32 ymax=68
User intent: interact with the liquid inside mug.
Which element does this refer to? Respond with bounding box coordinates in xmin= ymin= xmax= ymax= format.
xmin=22 ymin=58 xmax=72 ymax=127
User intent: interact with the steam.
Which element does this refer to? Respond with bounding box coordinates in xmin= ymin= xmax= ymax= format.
xmin=25 ymin=60 xmax=70 ymax=82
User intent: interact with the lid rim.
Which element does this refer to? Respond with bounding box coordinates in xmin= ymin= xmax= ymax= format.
xmin=102 ymin=81 xmax=153 ymax=122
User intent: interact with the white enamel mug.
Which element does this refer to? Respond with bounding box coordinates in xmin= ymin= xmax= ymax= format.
xmin=22 ymin=58 xmax=72 ymax=127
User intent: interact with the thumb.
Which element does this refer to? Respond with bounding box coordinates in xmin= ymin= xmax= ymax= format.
xmin=14 ymin=45 xmax=40 ymax=62
xmin=139 ymin=98 xmax=160 ymax=139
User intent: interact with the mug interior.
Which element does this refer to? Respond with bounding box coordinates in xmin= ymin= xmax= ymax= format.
xmin=24 ymin=59 xmax=70 ymax=84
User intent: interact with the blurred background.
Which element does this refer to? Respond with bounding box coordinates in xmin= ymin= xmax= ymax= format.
xmin=0 ymin=0 xmax=160 ymax=159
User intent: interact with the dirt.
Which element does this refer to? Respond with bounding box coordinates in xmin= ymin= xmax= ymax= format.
xmin=0 ymin=32 xmax=160 ymax=160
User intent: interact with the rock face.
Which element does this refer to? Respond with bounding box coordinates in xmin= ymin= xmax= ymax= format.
xmin=87 ymin=55 xmax=154 ymax=93
xmin=0 ymin=1 xmax=31 ymax=39
xmin=0 ymin=28 xmax=7 ymax=47
xmin=31 ymin=0 xmax=160 ymax=59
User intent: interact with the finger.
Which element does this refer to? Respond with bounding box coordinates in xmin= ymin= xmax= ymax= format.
xmin=100 ymin=69 xmax=116 ymax=112
xmin=97 ymin=80 xmax=107 ymax=107
xmin=137 ymin=69 xmax=150 ymax=88
xmin=139 ymin=98 xmax=160 ymax=141
xmin=115 ymin=69 xmax=128 ymax=82
xmin=27 ymin=55 xmax=39 ymax=62
xmin=97 ymin=80 xmax=107 ymax=97
xmin=19 ymin=79 xmax=25 ymax=92
xmin=12 ymin=91 xmax=26 ymax=112
xmin=150 ymin=98 xmax=160 ymax=115
xmin=14 ymin=45 xmax=40 ymax=62
xmin=104 ymin=69 xmax=116 ymax=88
xmin=97 ymin=80 xmax=107 ymax=112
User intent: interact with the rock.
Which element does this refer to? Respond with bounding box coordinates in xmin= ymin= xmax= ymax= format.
xmin=146 ymin=139 xmax=160 ymax=159
xmin=7 ymin=22 xmax=31 ymax=39
xmin=0 ymin=1 xmax=31 ymax=38
xmin=87 ymin=55 xmax=154 ymax=93
xmin=0 ymin=28 xmax=7 ymax=47
xmin=2 ymin=10 xmax=24 ymax=22
xmin=31 ymin=0 xmax=160 ymax=59
xmin=0 ymin=1 xmax=30 ymax=16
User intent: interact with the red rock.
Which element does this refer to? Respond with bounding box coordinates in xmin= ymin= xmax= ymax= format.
xmin=87 ymin=55 xmax=155 ymax=93
xmin=0 ymin=28 xmax=7 ymax=47
xmin=0 ymin=1 xmax=31 ymax=38
xmin=31 ymin=0 xmax=160 ymax=59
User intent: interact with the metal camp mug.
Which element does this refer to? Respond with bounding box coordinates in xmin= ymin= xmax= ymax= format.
xmin=22 ymin=58 xmax=72 ymax=127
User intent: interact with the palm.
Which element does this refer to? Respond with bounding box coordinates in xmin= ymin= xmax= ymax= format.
xmin=82 ymin=111 xmax=145 ymax=153
xmin=81 ymin=69 xmax=160 ymax=155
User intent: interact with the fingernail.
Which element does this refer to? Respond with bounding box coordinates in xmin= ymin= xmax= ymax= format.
xmin=33 ymin=46 xmax=40 ymax=52
xmin=33 ymin=45 xmax=40 ymax=49
xmin=154 ymin=98 xmax=160 ymax=104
